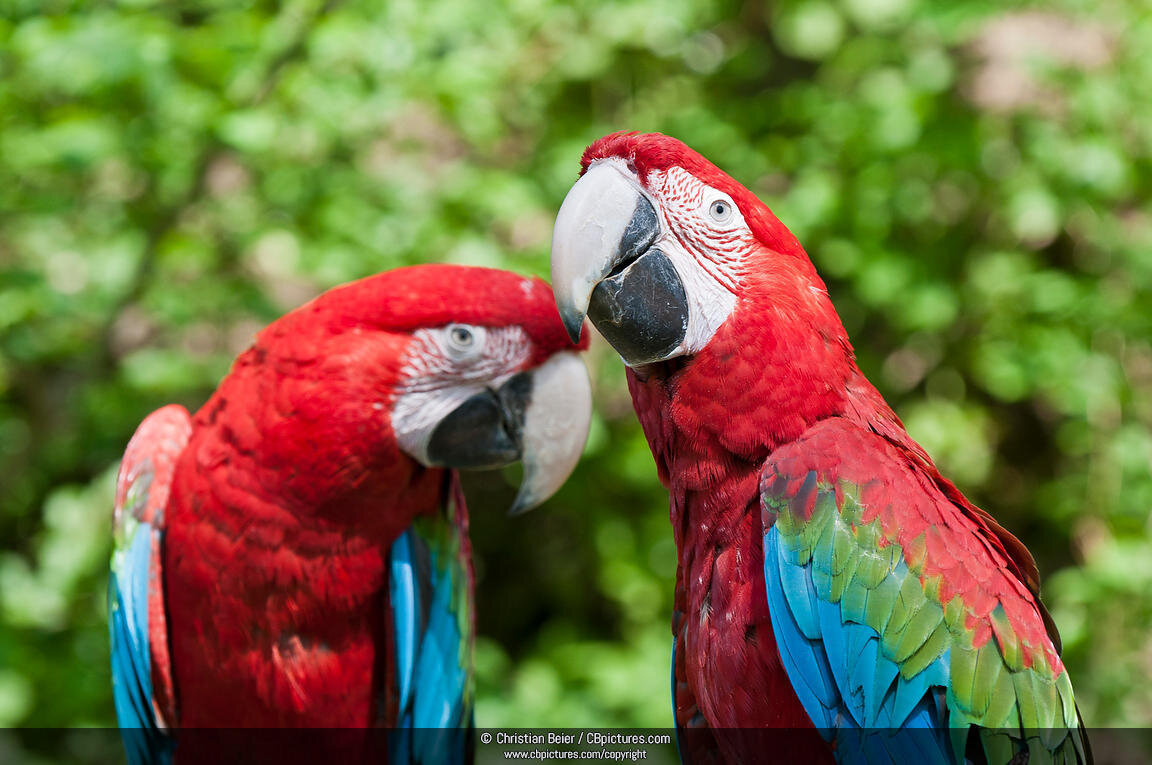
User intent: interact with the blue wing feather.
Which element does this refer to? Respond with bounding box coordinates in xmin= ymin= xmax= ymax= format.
xmin=764 ymin=524 xmax=953 ymax=763
xmin=763 ymin=531 xmax=839 ymax=730
xmin=413 ymin=586 xmax=467 ymax=729
xmin=109 ymin=406 xmax=188 ymax=765
xmin=110 ymin=525 xmax=172 ymax=765
xmin=388 ymin=475 xmax=474 ymax=765
xmin=110 ymin=527 xmax=152 ymax=727
xmin=780 ymin=553 xmax=822 ymax=640
xmin=389 ymin=531 xmax=419 ymax=715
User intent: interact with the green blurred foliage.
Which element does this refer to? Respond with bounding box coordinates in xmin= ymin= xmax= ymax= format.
xmin=1 ymin=0 xmax=1151 ymax=752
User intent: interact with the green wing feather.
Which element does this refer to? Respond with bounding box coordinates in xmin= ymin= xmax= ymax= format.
xmin=761 ymin=419 xmax=1088 ymax=763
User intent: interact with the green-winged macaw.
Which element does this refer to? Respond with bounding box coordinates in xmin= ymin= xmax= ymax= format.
xmin=550 ymin=132 xmax=1088 ymax=764
xmin=110 ymin=265 xmax=591 ymax=763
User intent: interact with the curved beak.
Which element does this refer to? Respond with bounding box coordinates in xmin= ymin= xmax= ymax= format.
xmin=550 ymin=161 xmax=689 ymax=366
xmin=426 ymin=351 xmax=592 ymax=514
xmin=508 ymin=351 xmax=592 ymax=514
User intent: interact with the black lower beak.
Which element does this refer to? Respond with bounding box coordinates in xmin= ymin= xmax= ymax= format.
xmin=426 ymin=373 xmax=531 ymax=469
xmin=587 ymin=246 xmax=688 ymax=366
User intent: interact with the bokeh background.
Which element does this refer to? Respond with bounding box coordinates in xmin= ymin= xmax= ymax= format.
xmin=2 ymin=0 xmax=1151 ymax=757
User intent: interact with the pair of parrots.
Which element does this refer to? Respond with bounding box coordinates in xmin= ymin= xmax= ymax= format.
xmin=110 ymin=133 xmax=1090 ymax=764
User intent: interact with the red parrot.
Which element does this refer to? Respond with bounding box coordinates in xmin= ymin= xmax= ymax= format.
xmin=109 ymin=265 xmax=591 ymax=763
xmin=550 ymin=132 xmax=1088 ymax=763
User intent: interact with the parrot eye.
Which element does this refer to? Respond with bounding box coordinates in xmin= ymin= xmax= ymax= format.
xmin=444 ymin=324 xmax=483 ymax=359
xmin=708 ymin=199 xmax=733 ymax=223
xmin=448 ymin=325 xmax=474 ymax=348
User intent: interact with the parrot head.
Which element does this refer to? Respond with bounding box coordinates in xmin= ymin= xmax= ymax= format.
xmin=247 ymin=264 xmax=591 ymax=515
xmin=551 ymin=131 xmax=834 ymax=368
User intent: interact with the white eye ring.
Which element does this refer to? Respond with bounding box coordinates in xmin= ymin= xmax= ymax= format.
xmin=708 ymin=199 xmax=733 ymax=223
xmin=446 ymin=324 xmax=479 ymax=356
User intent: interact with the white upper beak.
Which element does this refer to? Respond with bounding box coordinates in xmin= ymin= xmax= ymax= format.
xmin=510 ymin=351 xmax=593 ymax=514
xmin=550 ymin=160 xmax=649 ymax=343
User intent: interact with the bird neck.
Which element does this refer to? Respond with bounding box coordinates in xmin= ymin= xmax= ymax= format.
xmin=625 ymin=263 xmax=877 ymax=557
